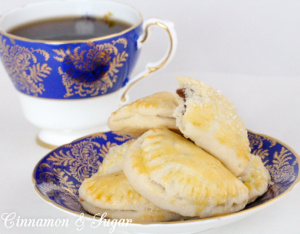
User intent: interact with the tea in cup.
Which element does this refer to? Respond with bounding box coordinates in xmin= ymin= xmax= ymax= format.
xmin=0 ymin=0 xmax=176 ymax=148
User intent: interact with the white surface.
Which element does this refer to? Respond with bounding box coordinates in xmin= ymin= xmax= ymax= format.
xmin=1 ymin=0 xmax=300 ymax=234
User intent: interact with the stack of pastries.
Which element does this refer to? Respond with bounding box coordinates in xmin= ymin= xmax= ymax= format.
xmin=79 ymin=77 xmax=271 ymax=222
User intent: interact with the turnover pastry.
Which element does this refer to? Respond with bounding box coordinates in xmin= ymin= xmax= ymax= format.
xmin=108 ymin=91 xmax=180 ymax=136
xmin=174 ymin=77 xmax=251 ymax=176
xmin=97 ymin=139 xmax=135 ymax=175
xmin=79 ymin=171 xmax=181 ymax=222
xmin=123 ymin=128 xmax=249 ymax=218
xmin=240 ymin=154 xmax=271 ymax=203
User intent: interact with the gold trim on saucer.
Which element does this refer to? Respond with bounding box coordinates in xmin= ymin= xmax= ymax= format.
xmin=32 ymin=130 xmax=300 ymax=225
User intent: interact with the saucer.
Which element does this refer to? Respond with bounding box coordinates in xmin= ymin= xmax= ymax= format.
xmin=32 ymin=131 xmax=299 ymax=233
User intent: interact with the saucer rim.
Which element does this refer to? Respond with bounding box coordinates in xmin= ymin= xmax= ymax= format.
xmin=32 ymin=130 xmax=300 ymax=225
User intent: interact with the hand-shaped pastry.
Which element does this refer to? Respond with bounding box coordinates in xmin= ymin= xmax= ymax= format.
xmin=97 ymin=139 xmax=135 ymax=175
xmin=123 ymin=128 xmax=249 ymax=218
xmin=240 ymin=154 xmax=271 ymax=203
xmin=174 ymin=77 xmax=251 ymax=176
xmin=108 ymin=92 xmax=180 ymax=137
xmin=79 ymin=171 xmax=181 ymax=222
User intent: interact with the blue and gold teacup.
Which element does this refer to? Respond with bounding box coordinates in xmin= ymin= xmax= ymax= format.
xmin=0 ymin=0 xmax=176 ymax=147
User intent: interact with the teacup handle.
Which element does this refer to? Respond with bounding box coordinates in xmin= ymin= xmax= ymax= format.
xmin=120 ymin=18 xmax=177 ymax=103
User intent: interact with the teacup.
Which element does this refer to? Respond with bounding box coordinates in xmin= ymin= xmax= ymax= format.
xmin=0 ymin=0 xmax=176 ymax=148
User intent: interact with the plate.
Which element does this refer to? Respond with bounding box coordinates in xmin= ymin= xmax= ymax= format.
xmin=33 ymin=131 xmax=300 ymax=233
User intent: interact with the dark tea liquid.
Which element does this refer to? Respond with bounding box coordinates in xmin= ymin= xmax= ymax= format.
xmin=8 ymin=16 xmax=132 ymax=40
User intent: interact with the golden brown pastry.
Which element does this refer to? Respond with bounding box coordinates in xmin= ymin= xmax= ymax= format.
xmin=123 ymin=128 xmax=249 ymax=218
xmin=79 ymin=171 xmax=181 ymax=222
xmin=173 ymin=77 xmax=251 ymax=176
xmin=108 ymin=91 xmax=180 ymax=136
xmin=240 ymin=154 xmax=271 ymax=203
xmin=98 ymin=139 xmax=135 ymax=175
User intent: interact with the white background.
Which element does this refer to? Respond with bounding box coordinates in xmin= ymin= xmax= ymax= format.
xmin=0 ymin=0 xmax=300 ymax=233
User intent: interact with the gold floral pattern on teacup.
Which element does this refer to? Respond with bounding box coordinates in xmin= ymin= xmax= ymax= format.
xmin=0 ymin=36 xmax=52 ymax=96
xmin=54 ymin=38 xmax=128 ymax=98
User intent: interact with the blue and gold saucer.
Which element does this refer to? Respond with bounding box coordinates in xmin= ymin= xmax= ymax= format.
xmin=32 ymin=131 xmax=300 ymax=233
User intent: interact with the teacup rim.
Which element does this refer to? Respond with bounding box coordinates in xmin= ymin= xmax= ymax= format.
xmin=0 ymin=0 xmax=143 ymax=44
